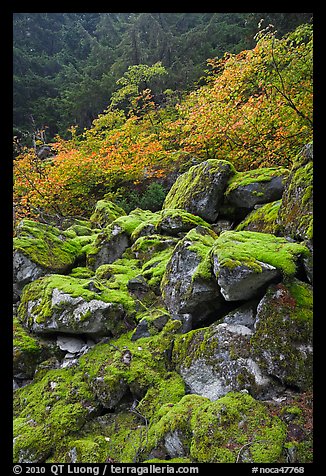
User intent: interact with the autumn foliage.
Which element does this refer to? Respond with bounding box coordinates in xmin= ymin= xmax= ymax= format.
xmin=14 ymin=24 xmax=313 ymax=221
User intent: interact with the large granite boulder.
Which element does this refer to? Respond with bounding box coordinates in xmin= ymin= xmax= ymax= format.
xmin=163 ymin=159 xmax=236 ymax=222
xmin=143 ymin=392 xmax=286 ymax=463
xmin=172 ymin=302 xmax=275 ymax=400
xmin=18 ymin=271 xmax=137 ymax=337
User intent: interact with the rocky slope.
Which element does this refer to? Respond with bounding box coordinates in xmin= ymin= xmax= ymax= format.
xmin=13 ymin=144 xmax=313 ymax=463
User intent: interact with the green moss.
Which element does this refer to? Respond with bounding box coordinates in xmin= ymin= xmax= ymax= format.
xmin=211 ymin=230 xmax=309 ymax=276
xmin=190 ymin=392 xmax=287 ymax=463
xmin=13 ymin=367 xmax=99 ymax=462
xmin=173 ymin=327 xmax=219 ymax=370
xmin=136 ymin=372 xmax=186 ymax=421
xmin=158 ymin=208 xmax=212 ymax=233
xmin=13 ymin=318 xmax=46 ymax=378
xmin=141 ymin=247 xmax=175 ymax=290
xmin=79 ymin=321 xmax=182 ymax=405
xmin=144 ymin=394 xmax=208 ymax=458
xmin=236 ymin=200 xmax=282 ymax=234
xmin=186 ymin=226 xmax=218 ymax=281
xmin=90 ymin=198 xmax=126 ymax=228
xmin=69 ymin=267 xmax=95 ymax=279
xmin=115 ymin=209 xmax=160 ymax=235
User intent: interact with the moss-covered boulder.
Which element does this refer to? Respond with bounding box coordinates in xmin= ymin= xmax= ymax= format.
xmin=278 ymin=143 xmax=313 ymax=242
xmin=163 ymin=159 xmax=236 ymax=222
xmin=131 ymin=234 xmax=178 ymax=294
xmin=172 ymin=302 xmax=275 ymax=400
xmin=18 ymin=271 xmax=138 ymax=337
xmin=143 ymin=392 xmax=287 ymax=463
xmin=161 ymin=226 xmax=222 ymax=330
xmin=236 ymin=200 xmax=282 ymax=234
xmin=224 ymin=167 xmax=289 ymax=212
xmin=13 ymin=219 xmax=87 ymax=298
xmin=86 ymin=209 xmax=159 ymax=270
xmin=89 ymin=198 xmax=126 ymax=229
xmin=211 ymin=231 xmax=309 ymax=301
xmin=157 ymin=209 xmax=212 ymax=236
xmin=13 ymin=367 xmax=100 ymax=463
xmin=251 ymin=279 xmax=313 ymax=390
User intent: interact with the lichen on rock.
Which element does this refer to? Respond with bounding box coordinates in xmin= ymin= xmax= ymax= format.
xmin=251 ymin=279 xmax=313 ymax=390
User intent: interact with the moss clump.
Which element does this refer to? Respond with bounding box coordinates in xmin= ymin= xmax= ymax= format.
xmin=69 ymin=267 xmax=95 ymax=279
xmin=211 ymin=230 xmax=308 ymax=276
xmin=13 ymin=318 xmax=46 ymax=379
xmin=236 ymin=200 xmax=282 ymax=234
xmin=78 ymin=320 xmax=183 ymax=410
xmin=90 ymin=199 xmax=126 ymax=228
xmin=14 ymin=219 xmax=83 ymax=272
xmin=143 ymin=391 xmax=286 ymax=463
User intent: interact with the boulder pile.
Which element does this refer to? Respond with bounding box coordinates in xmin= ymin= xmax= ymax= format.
xmin=13 ymin=144 xmax=313 ymax=463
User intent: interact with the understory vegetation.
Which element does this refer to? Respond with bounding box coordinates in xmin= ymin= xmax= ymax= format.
xmin=13 ymin=22 xmax=312 ymax=224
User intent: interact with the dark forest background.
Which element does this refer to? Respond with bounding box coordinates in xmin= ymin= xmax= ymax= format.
xmin=13 ymin=13 xmax=312 ymax=145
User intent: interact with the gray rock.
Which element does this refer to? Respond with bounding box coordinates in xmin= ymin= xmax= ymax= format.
xmin=213 ymin=259 xmax=281 ymax=301
xmin=173 ymin=303 xmax=274 ymax=400
xmin=164 ymin=431 xmax=186 ymax=458
xmin=224 ymin=167 xmax=289 ymax=211
xmin=13 ymin=251 xmax=46 ymax=299
xmin=87 ymin=224 xmax=130 ymax=270
xmin=56 ymin=336 xmax=86 ymax=354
